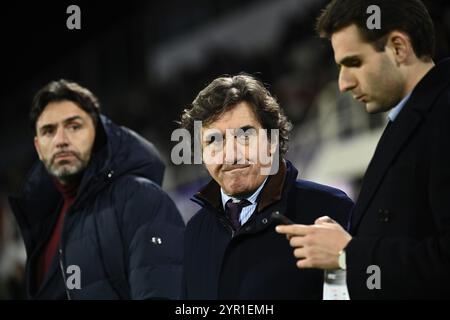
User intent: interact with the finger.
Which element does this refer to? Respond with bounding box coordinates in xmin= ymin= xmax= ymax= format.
xmin=275 ymin=224 xmax=311 ymax=236
xmin=314 ymin=216 xmax=336 ymax=225
xmin=289 ymin=236 xmax=307 ymax=248
xmin=293 ymin=247 xmax=307 ymax=259
xmin=296 ymin=258 xmax=314 ymax=269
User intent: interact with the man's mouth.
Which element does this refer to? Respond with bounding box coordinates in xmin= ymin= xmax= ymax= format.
xmin=54 ymin=151 xmax=77 ymax=162
xmin=222 ymin=164 xmax=251 ymax=172
xmin=354 ymin=94 xmax=366 ymax=103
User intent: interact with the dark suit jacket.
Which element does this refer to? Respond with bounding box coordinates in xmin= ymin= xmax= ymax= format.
xmin=346 ymin=58 xmax=450 ymax=299
xmin=183 ymin=160 xmax=353 ymax=299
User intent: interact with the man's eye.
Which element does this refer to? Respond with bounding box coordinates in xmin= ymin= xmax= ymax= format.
xmin=237 ymin=131 xmax=255 ymax=140
xmin=207 ymin=136 xmax=215 ymax=145
xmin=238 ymin=134 xmax=250 ymax=140
xmin=206 ymin=136 xmax=221 ymax=145
xmin=69 ymin=124 xmax=81 ymax=131
xmin=348 ymin=60 xmax=361 ymax=67
xmin=338 ymin=60 xmax=361 ymax=69
xmin=42 ymin=129 xmax=54 ymax=136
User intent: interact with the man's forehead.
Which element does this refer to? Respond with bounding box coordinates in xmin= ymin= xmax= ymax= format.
xmin=201 ymin=125 xmax=257 ymax=135
xmin=201 ymin=121 xmax=262 ymax=135
xmin=331 ymin=24 xmax=368 ymax=61
xmin=37 ymin=101 xmax=89 ymax=126
xmin=203 ymin=103 xmax=261 ymax=130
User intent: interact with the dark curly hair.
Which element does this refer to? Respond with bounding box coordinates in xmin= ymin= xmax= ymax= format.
xmin=180 ymin=74 xmax=292 ymax=156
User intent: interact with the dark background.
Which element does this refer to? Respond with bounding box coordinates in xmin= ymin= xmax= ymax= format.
xmin=0 ymin=0 xmax=449 ymax=299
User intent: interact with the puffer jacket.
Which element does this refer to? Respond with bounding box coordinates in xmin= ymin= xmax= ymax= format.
xmin=9 ymin=115 xmax=185 ymax=299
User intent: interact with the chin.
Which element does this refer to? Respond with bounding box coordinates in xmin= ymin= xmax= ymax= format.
xmin=223 ymin=182 xmax=252 ymax=197
xmin=53 ymin=163 xmax=84 ymax=177
xmin=365 ymin=103 xmax=382 ymax=114
xmin=227 ymin=189 xmax=251 ymax=197
xmin=366 ymin=99 xmax=396 ymax=114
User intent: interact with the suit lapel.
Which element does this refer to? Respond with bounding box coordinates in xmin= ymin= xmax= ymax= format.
xmin=350 ymin=110 xmax=423 ymax=232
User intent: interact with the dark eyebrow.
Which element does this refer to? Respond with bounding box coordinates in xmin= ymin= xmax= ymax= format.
xmin=63 ymin=116 xmax=84 ymax=124
xmin=38 ymin=116 xmax=84 ymax=134
xmin=337 ymin=55 xmax=361 ymax=67
xmin=38 ymin=123 xmax=56 ymax=134
xmin=203 ymin=125 xmax=258 ymax=141
xmin=233 ymin=125 xmax=257 ymax=135
xmin=204 ymin=130 xmax=223 ymax=142
xmin=238 ymin=125 xmax=257 ymax=132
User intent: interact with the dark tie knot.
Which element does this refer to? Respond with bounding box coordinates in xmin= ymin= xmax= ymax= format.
xmin=225 ymin=199 xmax=251 ymax=230
xmin=226 ymin=199 xmax=251 ymax=210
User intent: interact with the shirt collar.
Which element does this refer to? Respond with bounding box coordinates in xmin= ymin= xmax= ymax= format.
xmin=388 ymin=92 xmax=412 ymax=122
xmin=221 ymin=177 xmax=268 ymax=209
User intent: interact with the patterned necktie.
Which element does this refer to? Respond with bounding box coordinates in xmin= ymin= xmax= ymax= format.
xmin=225 ymin=199 xmax=251 ymax=230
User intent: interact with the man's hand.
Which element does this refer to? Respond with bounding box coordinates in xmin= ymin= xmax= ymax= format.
xmin=275 ymin=216 xmax=352 ymax=270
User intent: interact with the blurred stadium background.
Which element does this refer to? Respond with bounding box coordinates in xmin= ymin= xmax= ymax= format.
xmin=0 ymin=0 xmax=449 ymax=299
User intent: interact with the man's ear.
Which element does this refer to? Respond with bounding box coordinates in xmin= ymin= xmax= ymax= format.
xmin=34 ymin=136 xmax=43 ymax=161
xmin=386 ymin=31 xmax=413 ymax=64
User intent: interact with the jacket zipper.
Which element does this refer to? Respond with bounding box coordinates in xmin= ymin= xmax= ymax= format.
xmin=56 ymin=170 xmax=111 ymax=300
xmin=59 ymin=203 xmax=76 ymax=300
xmin=218 ymin=216 xmax=235 ymax=238
xmin=59 ymin=247 xmax=71 ymax=300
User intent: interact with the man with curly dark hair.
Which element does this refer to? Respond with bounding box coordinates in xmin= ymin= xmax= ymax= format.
xmin=180 ymin=74 xmax=354 ymax=299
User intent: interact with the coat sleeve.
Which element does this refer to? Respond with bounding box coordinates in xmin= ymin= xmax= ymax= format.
xmin=118 ymin=177 xmax=185 ymax=299
xmin=346 ymin=92 xmax=450 ymax=299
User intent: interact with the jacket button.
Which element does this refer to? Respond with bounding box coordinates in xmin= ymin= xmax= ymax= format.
xmin=378 ymin=209 xmax=391 ymax=222
xmin=262 ymin=218 xmax=268 ymax=224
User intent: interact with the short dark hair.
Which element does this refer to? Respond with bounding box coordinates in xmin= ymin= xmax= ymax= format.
xmin=180 ymin=74 xmax=292 ymax=156
xmin=30 ymin=79 xmax=101 ymax=133
xmin=316 ymin=0 xmax=435 ymax=61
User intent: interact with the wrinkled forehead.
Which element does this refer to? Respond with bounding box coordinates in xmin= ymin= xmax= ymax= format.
xmin=202 ymin=102 xmax=262 ymax=132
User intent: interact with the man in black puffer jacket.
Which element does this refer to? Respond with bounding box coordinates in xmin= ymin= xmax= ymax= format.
xmin=9 ymin=79 xmax=184 ymax=299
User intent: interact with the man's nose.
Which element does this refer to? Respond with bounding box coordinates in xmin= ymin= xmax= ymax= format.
xmin=54 ymin=127 xmax=70 ymax=148
xmin=223 ymin=138 xmax=244 ymax=164
xmin=338 ymin=68 xmax=357 ymax=93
